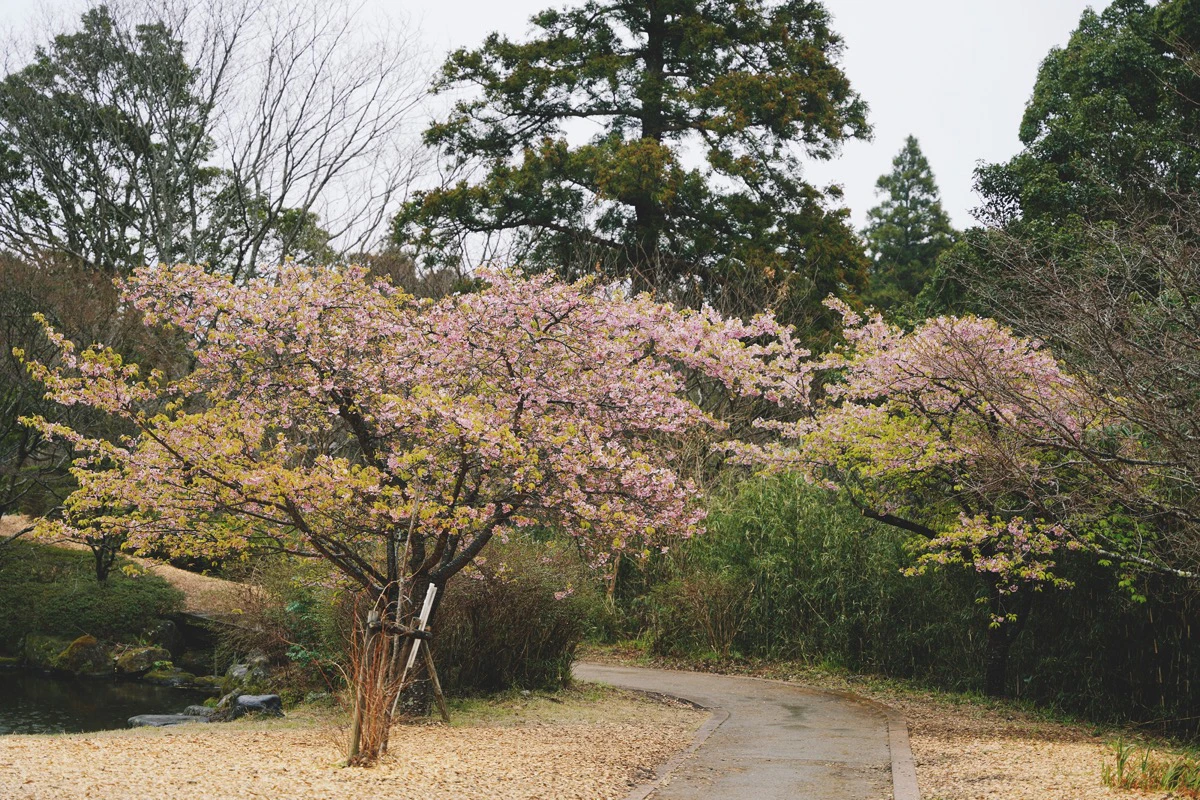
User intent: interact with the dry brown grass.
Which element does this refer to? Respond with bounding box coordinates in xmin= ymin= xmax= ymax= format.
xmin=0 ymin=687 xmax=704 ymax=800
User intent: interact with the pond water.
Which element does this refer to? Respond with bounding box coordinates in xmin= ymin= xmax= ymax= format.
xmin=0 ymin=671 xmax=212 ymax=734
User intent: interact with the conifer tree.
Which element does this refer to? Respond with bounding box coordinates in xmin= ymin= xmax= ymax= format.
xmin=394 ymin=0 xmax=872 ymax=335
xmin=861 ymin=136 xmax=955 ymax=311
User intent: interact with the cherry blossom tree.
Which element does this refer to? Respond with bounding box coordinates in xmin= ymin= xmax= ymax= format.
xmin=25 ymin=262 xmax=800 ymax=762
xmin=738 ymin=299 xmax=1192 ymax=696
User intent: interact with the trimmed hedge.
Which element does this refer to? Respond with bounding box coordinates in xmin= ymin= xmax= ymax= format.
xmin=0 ymin=540 xmax=183 ymax=653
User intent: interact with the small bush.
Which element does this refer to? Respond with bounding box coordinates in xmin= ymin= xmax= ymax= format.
xmin=0 ymin=540 xmax=183 ymax=652
xmin=215 ymin=556 xmax=348 ymax=688
xmin=649 ymin=569 xmax=754 ymax=659
xmin=434 ymin=537 xmax=597 ymax=695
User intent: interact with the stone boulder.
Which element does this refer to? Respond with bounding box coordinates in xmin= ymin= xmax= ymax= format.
xmin=222 ymin=657 xmax=271 ymax=695
xmin=22 ymin=634 xmax=73 ymax=671
xmin=182 ymin=705 xmax=215 ymax=718
xmin=232 ymin=694 xmax=284 ymax=719
xmin=56 ymin=635 xmax=112 ymax=678
xmin=142 ymin=665 xmax=198 ymax=688
xmin=115 ymin=646 xmax=172 ymax=677
xmin=128 ymin=714 xmax=208 ymax=727
xmin=213 ymin=692 xmax=284 ymax=721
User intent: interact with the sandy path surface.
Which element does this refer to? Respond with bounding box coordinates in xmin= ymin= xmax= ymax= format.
xmin=0 ymin=694 xmax=705 ymax=800
xmin=897 ymin=694 xmax=1166 ymax=800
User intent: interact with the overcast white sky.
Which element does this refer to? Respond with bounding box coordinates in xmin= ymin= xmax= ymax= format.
xmin=2 ymin=0 xmax=1112 ymax=230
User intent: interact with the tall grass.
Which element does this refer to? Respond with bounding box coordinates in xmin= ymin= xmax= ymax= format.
xmin=1102 ymin=740 xmax=1200 ymax=795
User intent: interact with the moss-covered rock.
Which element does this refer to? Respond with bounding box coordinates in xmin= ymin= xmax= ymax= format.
xmin=0 ymin=655 xmax=20 ymax=668
xmin=115 ymin=646 xmax=172 ymax=677
xmin=23 ymin=634 xmax=73 ymax=670
xmin=191 ymin=675 xmax=222 ymax=691
xmin=142 ymin=666 xmax=198 ymax=687
xmin=57 ymin=635 xmax=112 ymax=677
xmin=221 ymin=658 xmax=272 ymax=695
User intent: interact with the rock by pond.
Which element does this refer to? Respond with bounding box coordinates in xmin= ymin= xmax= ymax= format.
xmin=55 ymin=636 xmax=111 ymax=678
xmin=115 ymin=645 xmax=172 ymax=677
xmin=183 ymin=705 xmax=214 ymax=717
xmin=128 ymin=713 xmax=209 ymax=728
xmin=21 ymin=634 xmax=75 ymax=672
xmin=231 ymin=694 xmax=284 ymax=718
xmin=142 ymin=666 xmax=199 ymax=688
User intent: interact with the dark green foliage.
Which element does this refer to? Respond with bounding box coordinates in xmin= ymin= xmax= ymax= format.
xmin=0 ymin=5 xmax=337 ymax=279
xmin=647 ymin=474 xmax=985 ymax=685
xmin=975 ymin=0 xmax=1200 ymax=226
xmin=1009 ymin=558 xmax=1200 ymax=737
xmin=0 ymin=540 xmax=183 ymax=653
xmin=636 ymin=474 xmax=1200 ymax=731
xmin=0 ymin=6 xmax=223 ymax=274
xmin=861 ymin=136 xmax=955 ymax=313
xmin=434 ymin=539 xmax=597 ymax=695
xmin=395 ymin=0 xmax=871 ymax=335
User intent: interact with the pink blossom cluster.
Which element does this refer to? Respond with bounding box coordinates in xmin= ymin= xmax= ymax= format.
xmin=737 ymin=300 xmax=1126 ymax=590
xmin=26 ymin=264 xmax=799 ymax=593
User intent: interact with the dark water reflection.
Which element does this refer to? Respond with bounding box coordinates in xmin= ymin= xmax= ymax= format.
xmin=0 ymin=671 xmax=210 ymax=734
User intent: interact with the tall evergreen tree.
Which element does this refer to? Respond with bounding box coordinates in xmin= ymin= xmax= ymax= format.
xmin=974 ymin=0 xmax=1200 ymax=226
xmin=394 ymin=0 xmax=871 ymax=336
xmin=861 ymin=136 xmax=954 ymax=311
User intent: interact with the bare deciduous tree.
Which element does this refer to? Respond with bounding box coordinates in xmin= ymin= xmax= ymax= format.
xmin=0 ymin=0 xmax=427 ymax=278
xmin=950 ymin=194 xmax=1200 ymax=573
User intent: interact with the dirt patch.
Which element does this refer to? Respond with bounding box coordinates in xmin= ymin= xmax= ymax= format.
xmin=882 ymin=690 xmax=1151 ymax=800
xmin=0 ymin=686 xmax=705 ymax=800
xmin=139 ymin=561 xmax=245 ymax=614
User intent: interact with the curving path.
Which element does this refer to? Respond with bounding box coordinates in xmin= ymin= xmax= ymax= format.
xmin=574 ymin=663 xmax=918 ymax=800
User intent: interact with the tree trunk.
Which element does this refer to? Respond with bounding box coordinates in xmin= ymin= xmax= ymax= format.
xmin=982 ymin=578 xmax=1034 ymax=697
xmin=984 ymin=621 xmax=1011 ymax=697
xmin=632 ymin=3 xmax=667 ymax=293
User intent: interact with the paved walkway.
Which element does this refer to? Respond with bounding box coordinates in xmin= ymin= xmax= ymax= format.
xmin=575 ymin=663 xmax=912 ymax=800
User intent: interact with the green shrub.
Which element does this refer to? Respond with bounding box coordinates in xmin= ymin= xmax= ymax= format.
xmin=643 ymin=472 xmax=985 ymax=685
xmin=214 ymin=556 xmax=347 ymax=688
xmin=632 ymin=472 xmax=1200 ymax=734
xmin=0 ymin=540 xmax=183 ymax=652
xmin=434 ymin=537 xmax=597 ymax=695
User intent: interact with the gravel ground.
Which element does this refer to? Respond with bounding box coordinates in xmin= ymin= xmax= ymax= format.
xmin=0 ymin=689 xmax=706 ymax=800
xmin=891 ymin=691 xmax=1159 ymax=800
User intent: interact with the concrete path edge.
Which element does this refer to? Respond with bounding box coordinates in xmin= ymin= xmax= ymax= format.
xmin=581 ymin=664 xmax=921 ymax=800
xmin=623 ymin=700 xmax=730 ymax=800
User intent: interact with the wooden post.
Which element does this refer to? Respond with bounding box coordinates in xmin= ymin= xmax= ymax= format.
xmin=423 ymin=645 xmax=451 ymax=724
xmin=388 ymin=583 xmax=439 ymax=720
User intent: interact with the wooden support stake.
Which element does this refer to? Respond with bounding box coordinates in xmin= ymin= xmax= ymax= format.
xmin=423 ymin=645 xmax=451 ymax=724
